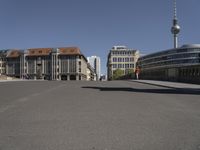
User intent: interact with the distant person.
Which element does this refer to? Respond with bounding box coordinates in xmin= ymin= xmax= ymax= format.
xmin=135 ymin=67 xmax=140 ymax=80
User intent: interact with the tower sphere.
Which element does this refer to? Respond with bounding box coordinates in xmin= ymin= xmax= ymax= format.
xmin=171 ymin=24 xmax=180 ymax=34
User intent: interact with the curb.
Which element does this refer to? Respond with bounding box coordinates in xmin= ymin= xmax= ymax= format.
xmin=131 ymin=80 xmax=200 ymax=92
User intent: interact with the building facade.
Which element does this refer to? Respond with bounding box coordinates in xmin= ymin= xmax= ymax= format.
xmin=25 ymin=48 xmax=52 ymax=80
xmin=86 ymin=63 xmax=96 ymax=81
xmin=6 ymin=50 xmax=24 ymax=78
xmin=137 ymin=44 xmax=200 ymax=84
xmin=107 ymin=46 xmax=140 ymax=80
xmin=0 ymin=50 xmax=8 ymax=75
xmin=87 ymin=56 xmax=101 ymax=80
xmin=4 ymin=47 xmax=89 ymax=81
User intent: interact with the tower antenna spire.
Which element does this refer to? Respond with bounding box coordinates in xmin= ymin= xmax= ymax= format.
xmin=174 ymin=0 xmax=177 ymax=19
xmin=171 ymin=0 xmax=180 ymax=48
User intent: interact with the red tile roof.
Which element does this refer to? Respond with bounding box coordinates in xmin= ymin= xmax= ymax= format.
xmin=6 ymin=50 xmax=21 ymax=58
xmin=58 ymin=47 xmax=81 ymax=55
xmin=27 ymin=48 xmax=52 ymax=56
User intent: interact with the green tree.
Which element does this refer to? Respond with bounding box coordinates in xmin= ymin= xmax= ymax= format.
xmin=126 ymin=69 xmax=134 ymax=74
xmin=112 ymin=69 xmax=124 ymax=80
xmin=126 ymin=69 xmax=135 ymax=78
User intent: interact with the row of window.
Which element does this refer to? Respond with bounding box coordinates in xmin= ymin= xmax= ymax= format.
xmin=141 ymin=48 xmax=200 ymax=60
xmin=0 ymin=63 xmax=6 ymax=67
xmin=112 ymin=57 xmax=134 ymax=62
xmin=112 ymin=64 xmax=134 ymax=69
xmin=0 ymin=69 xmax=5 ymax=74
xmin=59 ymin=55 xmax=77 ymax=59
xmin=7 ymin=63 xmax=20 ymax=75
xmin=0 ymin=58 xmax=6 ymax=61
xmin=179 ymin=68 xmax=200 ymax=77
xmin=141 ymin=53 xmax=200 ymax=65
xmin=141 ymin=68 xmax=200 ymax=78
xmin=111 ymin=50 xmax=135 ymax=56
xmin=141 ymin=58 xmax=200 ymax=69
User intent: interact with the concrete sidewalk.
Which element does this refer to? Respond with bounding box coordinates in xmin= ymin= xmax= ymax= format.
xmin=0 ymin=79 xmax=38 ymax=82
xmin=132 ymin=80 xmax=200 ymax=90
xmin=0 ymin=79 xmax=21 ymax=82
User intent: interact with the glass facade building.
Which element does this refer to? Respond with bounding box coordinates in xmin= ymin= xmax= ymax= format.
xmin=137 ymin=44 xmax=200 ymax=83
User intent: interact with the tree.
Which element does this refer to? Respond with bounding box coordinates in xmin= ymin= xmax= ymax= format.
xmin=112 ymin=69 xmax=124 ymax=80
xmin=126 ymin=69 xmax=134 ymax=75
xmin=123 ymin=69 xmax=134 ymax=79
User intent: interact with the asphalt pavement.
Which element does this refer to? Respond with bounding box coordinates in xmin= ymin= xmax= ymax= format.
xmin=0 ymin=80 xmax=200 ymax=150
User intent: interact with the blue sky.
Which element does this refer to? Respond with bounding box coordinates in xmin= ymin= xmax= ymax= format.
xmin=0 ymin=0 xmax=200 ymax=74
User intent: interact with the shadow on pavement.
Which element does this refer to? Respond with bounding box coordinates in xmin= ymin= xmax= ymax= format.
xmin=82 ymin=86 xmax=200 ymax=95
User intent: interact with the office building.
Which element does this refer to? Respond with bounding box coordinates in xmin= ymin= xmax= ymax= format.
xmin=86 ymin=63 xmax=96 ymax=81
xmin=107 ymin=46 xmax=139 ymax=80
xmin=5 ymin=47 xmax=89 ymax=81
xmin=137 ymin=44 xmax=200 ymax=83
xmin=87 ymin=56 xmax=101 ymax=80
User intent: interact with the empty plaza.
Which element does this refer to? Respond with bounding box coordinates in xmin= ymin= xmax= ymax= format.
xmin=0 ymin=80 xmax=200 ymax=150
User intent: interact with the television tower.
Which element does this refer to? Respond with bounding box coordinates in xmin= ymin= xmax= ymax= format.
xmin=171 ymin=0 xmax=180 ymax=48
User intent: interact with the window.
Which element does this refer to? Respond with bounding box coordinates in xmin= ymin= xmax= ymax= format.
xmin=130 ymin=64 xmax=134 ymax=68
xmin=197 ymin=68 xmax=200 ymax=76
xmin=130 ymin=58 xmax=134 ymax=62
xmin=118 ymin=58 xmax=121 ymax=62
xmin=113 ymin=57 xmax=117 ymax=62
xmin=113 ymin=64 xmax=117 ymax=68
xmin=118 ymin=64 xmax=122 ymax=68
xmin=125 ymin=64 xmax=129 ymax=68
xmin=125 ymin=58 xmax=129 ymax=62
